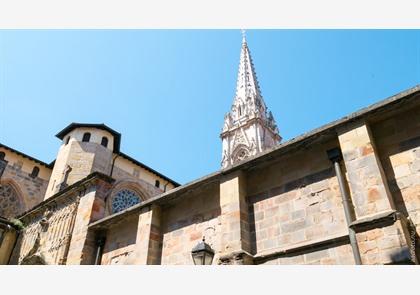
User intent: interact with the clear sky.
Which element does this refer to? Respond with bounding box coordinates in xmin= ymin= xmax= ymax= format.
xmin=0 ymin=30 xmax=419 ymax=184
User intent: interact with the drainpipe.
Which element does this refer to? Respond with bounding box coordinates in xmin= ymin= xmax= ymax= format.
xmin=327 ymin=147 xmax=362 ymax=265
xmin=163 ymin=181 xmax=170 ymax=193
xmin=110 ymin=154 xmax=120 ymax=178
xmin=94 ymin=234 xmax=106 ymax=265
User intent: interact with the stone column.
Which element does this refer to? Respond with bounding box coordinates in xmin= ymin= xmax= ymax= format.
xmin=133 ymin=204 xmax=162 ymax=265
xmin=218 ymin=170 xmax=253 ymax=264
xmin=0 ymin=224 xmax=17 ymax=265
xmin=338 ymin=120 xmax=416 ymax=264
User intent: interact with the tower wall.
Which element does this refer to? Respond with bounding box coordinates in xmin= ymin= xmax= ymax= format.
xmin=44 ymin=128 xmax=114 ymax=199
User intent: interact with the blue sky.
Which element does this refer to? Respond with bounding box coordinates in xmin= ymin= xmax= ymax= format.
xmin=0 ymin=30 xmax=419 ymax=184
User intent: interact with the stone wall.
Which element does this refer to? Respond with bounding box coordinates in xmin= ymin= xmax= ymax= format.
xmin=371 ymin=105 xmax=420 ymax=232
xmin=259 ymin=243 xmax=354 ymax=265
xmin=246 ymin=140 xmax=353 ymax=264
xmin=9 ymin=191 xmax=79 ymax=265
xmin=101 ymin=214 xmax=138 ymax=265
xmin=0 ymin=147 xmax=51 ymax=217
xmin=160 ymin=183 xmax=220 ymax=265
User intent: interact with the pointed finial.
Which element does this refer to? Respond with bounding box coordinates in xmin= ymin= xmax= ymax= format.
xmin=241 ymin=29 xmax=246 ymax=43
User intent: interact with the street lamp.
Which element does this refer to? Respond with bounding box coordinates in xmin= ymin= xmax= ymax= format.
xmin=191 ymin=237 xmax=215 ymax=265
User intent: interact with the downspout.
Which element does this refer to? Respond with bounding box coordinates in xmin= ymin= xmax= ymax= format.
xmin=327 ymin=147 xmax=362 ymax=265
xmin=94 ymin=234 xmax=106 ymax=265
xmin=163 ymin=181 xmax=170 ymax=193
xmin=109 ymin=154 xmax=120 ymax=178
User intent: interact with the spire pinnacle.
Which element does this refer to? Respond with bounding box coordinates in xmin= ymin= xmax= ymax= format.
xmin=241 ymin=29 xmax=246 ymax=44
xmin=220 ymin=34 xmax=282 ymax=168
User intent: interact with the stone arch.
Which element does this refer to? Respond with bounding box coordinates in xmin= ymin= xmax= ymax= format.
xmin=231 ymin=145 xmax=251 ymax=163
xmin=0 ymin=179 xmax=26 ymax=218
xmin=106 ymin=180 xmax=150 ymax=215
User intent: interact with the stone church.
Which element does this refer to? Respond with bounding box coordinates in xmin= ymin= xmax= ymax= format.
xmin=0 ymin=36 xmax=419 ymax=265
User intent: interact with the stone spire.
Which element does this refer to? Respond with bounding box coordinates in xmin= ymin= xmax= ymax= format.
xmin=221 ymin=33 xmax=282 ymax=168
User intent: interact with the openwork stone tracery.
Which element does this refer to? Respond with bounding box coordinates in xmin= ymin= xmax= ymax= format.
xmin=111 ymin=189 xmax=141 ymax=214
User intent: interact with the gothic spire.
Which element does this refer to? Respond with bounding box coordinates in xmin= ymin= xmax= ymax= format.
xmin=234 ymin=32 xmax=265 ymax=111
xmin=221 ymin=32 xmax=282 ymax=168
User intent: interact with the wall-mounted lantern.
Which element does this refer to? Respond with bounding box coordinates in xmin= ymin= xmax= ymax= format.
xmin=191 ymin=237 xmax=215 ymax=265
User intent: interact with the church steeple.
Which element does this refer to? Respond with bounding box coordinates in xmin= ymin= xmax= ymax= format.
xmin=221 ymin=33 xmax=281 ymax=168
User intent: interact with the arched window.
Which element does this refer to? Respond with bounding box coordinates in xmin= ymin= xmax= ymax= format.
xmin=65 ymin=136 xmax=71 ymax=145
xmin=82 ymin=132 xmax=91 ymax=142
xmin=101 ymin=136 xmax=108 ymax=148
xmin=30 ymin=166 xmax=40 ymax=178
xmin=111 ymin=189 xmax=141 ymax=214
xmin=155 ymin=180 xmax=160 ymax=188
xmin=0 ymin=152 xmax=5 ymax=160
xmin=0 ymin=183 xmax=23 ymax=218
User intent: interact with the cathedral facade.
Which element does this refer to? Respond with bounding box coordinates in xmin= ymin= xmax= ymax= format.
xmin=0 ymin=37 xmax=419 ymax=265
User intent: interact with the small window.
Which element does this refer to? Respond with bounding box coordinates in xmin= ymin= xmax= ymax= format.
xmin=82 ymin=132 xmax=91 ymax=142
xmin=65 ymin=136 xmax=71 ymax=145
xmin=0 ymin=152 xmax=5 ymax=160
xmin=155 ymin=180 xmax=160 ymax=188
xmin=30 ymin=166 xmax=40 ymax=178
xmin=101 ymin=136 xmax=108 ymax=148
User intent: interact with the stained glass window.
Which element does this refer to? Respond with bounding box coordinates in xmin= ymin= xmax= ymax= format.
xmin=111 ymin=189 xmax=141 ymax=214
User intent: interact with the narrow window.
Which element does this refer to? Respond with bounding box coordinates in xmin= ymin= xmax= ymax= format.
xmin=155 ymin=180 xmax=160 ymax=188
xmin=82 ymin=132 xmax=91 ymax=142
xmin=0 ymin=152 xmax=5 ymax=160
xmin=101 ymin=136 xmax=108 ymax=148
xmin=30 ymin=166 xmax=40 ymax=178
xmin=65 ymin=136 xmax=70 ymax=145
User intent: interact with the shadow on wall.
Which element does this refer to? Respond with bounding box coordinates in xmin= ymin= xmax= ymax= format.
xmin=388 ymin=247 xmax=415 ymax=265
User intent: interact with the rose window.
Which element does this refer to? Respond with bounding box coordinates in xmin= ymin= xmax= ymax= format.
xmin=111 ymin=189 xmax=141 ymax=214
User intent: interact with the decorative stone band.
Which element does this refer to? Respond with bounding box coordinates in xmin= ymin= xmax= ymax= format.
xmin=349 ymin=209 xmax=398 ymax=232
xmin=253 ymin=233 xmax=350 ymax=265
xmin=349 ymin=209 xmax=419 ymax=264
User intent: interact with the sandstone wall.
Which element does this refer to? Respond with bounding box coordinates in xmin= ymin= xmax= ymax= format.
xmin=160 ymin=183 xmax=220 ymax=265
xmin=246 ymin=140 xmax=354 ymax=264
xmin=371 ymin=105 xmax=420 ymax=233
xmin=100 ymin=214 xmax=138 ymax=265
xmin=0 ymin=147 xmax=51 ymax=217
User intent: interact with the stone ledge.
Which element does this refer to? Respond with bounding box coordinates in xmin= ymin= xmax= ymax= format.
xmin=253 ymin=232 xmax=350 ymax=264
xmin=350 ymin=210 xmax=397 ymax=232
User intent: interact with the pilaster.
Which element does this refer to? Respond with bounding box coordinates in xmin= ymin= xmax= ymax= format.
xmin=219 ymin=170 xmax=252 ymax=264
xmin=133 ymin=204 xmax=162 ymax=264
xmin=338 ymin=120 xmax=416 ymax=264
xmin=338 ymin=120 xmax=394 ymax=218
xmin=66 ymin=179 xmax=109 ymax=264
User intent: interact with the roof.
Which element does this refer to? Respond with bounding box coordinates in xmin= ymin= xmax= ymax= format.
xmin=117 ymin=152 xmax=180 ymax=187
xmin=18 ymin=172 xmax=115 ymax=219
xmin=0 ymin=143 xmax=54 ymax=168
xmin=90 ymin=84 xmax=420 ymax=229
xmin=55 ymin=123 xmax=179 ymax=186
xmin=55 ymin=123 xmax=122 ymax=152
